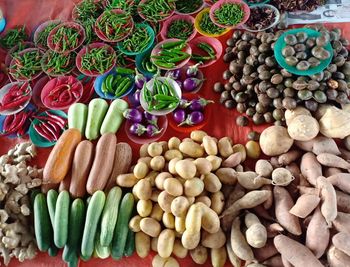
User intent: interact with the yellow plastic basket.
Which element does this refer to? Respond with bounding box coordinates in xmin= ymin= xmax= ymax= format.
xmin=194 ymin=8 xmax=230 ymax=38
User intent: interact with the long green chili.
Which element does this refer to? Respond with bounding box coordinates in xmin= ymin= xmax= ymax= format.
xmin=167 ymin=19 xmax=194 ymax=40
xmin=35 ymin=21 xmax=60 ymax=48
xmin=199 ymin=11 xmax=226 ymax=35
xmin=10 ymin=49 xmax=42 ymax=80
xmin=41 ymin=50 xmax=75 ymax=76
xmin=51 ymin=25 xmax=83 ymax=53
xmin=0 ymin=26 xmax=28 ymax=49
xmin=214 ymin=3 xmax=244 ymax=26
xmin=120 ymin=24 xmax=152 ymax=53
xmin=138 ymin=0 xmax=176 ymax=22
xmin=96 ymin=10 xmax=132 ymax=41
xmin=81 ymin=46 xmax=116 ymax=74
xmin=175 ymin=0 xmax=203 ymax=14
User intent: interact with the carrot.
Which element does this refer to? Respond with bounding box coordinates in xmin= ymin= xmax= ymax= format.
xmin=332 ymin=232 xmax=350 ymax=256
xmin=305 ymin=207 xmax=330 ymax=258
xmin=274 ymin=234 xmax=323 ymax=267
xmin=273 ymin=186 xmax=302 ymax=235
xmin=317 ymin=153 xmax=350 ymax=169
xmin=333 ymin=212 xmax=350 ymax=234
xmin=316 ymin=176 xmax=337 ymax=226
xmin=300 ymin=152 xmax=322 ymax=186
xmin=327 ymin=173 xmax=350 ymax=194
xmin=289 ymin=194 xmax=320 ymax=218
xmin=327 ymin=245 xmax=350 ymax=267
xmin=312 ymin=136 xmax=340 ymax=156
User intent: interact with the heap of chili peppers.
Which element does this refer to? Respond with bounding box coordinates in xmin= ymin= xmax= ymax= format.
xmin=151 ymin=40 xmax=190 ymax=69
xmin=41 ymin=50 xmax=75 ymax=76
xmin=102 ymin=67 xmax=134 ymax=97
xmin=0 ymin=26 xmax=28 ymax=49
xmin=143 ymin=78 xmax=180 ymax=111
xmin=199 ymin=11 xmax=226 ymax=35
xmin=42 ymin=76 xmax=83 ymax=109
xmin=175 ymin=0 xmax=203 ymax=14
xmin=138 ymin=0 xmax=176 ymax=22
xmin=120 ymin=24 xmax=152 ymax=54
xmin=110 ymin=0 xmax=140 ymax=16
xmin=80 ymin=45 xmax=117 ymax=75
xmin=0 ymin=82 xmax=31 ymax=112
xmin=9 ymin=49 xmax=43 ymax=81
xmin=0 ymin=109 xmax=34 ymax=137
xmin=33 ymin=111 xmax=67 ymax=142
xmin=213 ymin=3 xmax=245 ymax=26
xmin=5 ymin=42 xmax=35 ymax=66
xmin=116 ymin=52 xmax=135 ymax=67
xmin=166 ymin=19 xmax=194 ymax=40
xmin=191 ymin=42 xmax=216 ymax=63
xmin=35 ymin=21 xmax=61 ymax=48
xmin=95 ymin=10 xmax=133 ymax=41
xmin=48 ymin=23 xmax=85 ymax=53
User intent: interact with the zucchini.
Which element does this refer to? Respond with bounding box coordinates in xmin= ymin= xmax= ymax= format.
xmin=85 ymin=98 xmax=108 ymax=140
xmin=68 ymin=103 xmax=88 ymax=134
xmin=100 ymin=186 xmax=122 ymax=246
xmin=100 ymin=99 xmax=128 ymax=135
xmin=48 ymin=244 xmax=59 ymax=257
xmin=47 ymin=189 xmax=58 ymax=226
xmin=63 ymin=198 xmax=86 ymax=262
xmin=68 ymin=252 xmax=79 ymax=267
xmin=54 ymin=190 xmax=70 ymax=248
xmin=124 ymin=229 xmax=135 ymax=257
xmin=34 ymin=193 xmax=52 ymax=252
xmin=94 ymin=229 xmax=111 ymax=259
xmin=81 ymin=191 xmax=106 ymax=259
xmin=111 ymin=193 xmax=134 ymax=260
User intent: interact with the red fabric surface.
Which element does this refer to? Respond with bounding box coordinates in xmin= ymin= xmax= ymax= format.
xmin=1 ymin=1 xmax=350 ymax=266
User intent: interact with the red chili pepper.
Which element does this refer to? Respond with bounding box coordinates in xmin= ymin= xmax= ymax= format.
xmin=44 ymin=111 xmax=67 ymax=127
xmin=34 ymin=123 xmax=56 ymax=142
xmin=1 ymin=93 xmax=15 ymax=106
xmin=41 ymin=122 xmax=59 ymax=141
xmin=1 ymin=112 xmax=27 ymax=135
xmin=0 ymin=95 xmax=31 ymax=112
xmin=3 ymin=114 xmax=16 ymax=131
xmin=47 ymin=120 xmax=62 ymax=136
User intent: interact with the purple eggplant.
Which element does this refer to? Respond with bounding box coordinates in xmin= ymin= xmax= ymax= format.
xmin=146 ymin=124 xmax=163 ymax=137
xmin=144 ymin=111 xmax=158 ymax=126
xmin=178 ymin=111 xmax=204 ymax=126
xmin=166 ymin=69 xmax=181 ymax=80
xmin=129 ymin=123 xmax=147 ymax=136
xmin=129 ymin=89 xmax=141 ymax=107
xmin=183 ymin=77 xmax=204 ymax=92
xmin=175 ymin=80 xmax=183 ymax=88
xmin=186 ymin=63 xmax=202 ymax=78
xmin=189 ymin=97 xmax=214 ymax=111
xmin=135 ymin=68 xmax=147 ymax=89
xmin=173 ymin=109 xmax=186 ymax=124
xmin=123 ymin=108 xmax=143 ymax=123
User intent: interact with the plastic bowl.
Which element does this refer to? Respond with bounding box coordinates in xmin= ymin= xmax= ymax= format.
xmin=47 ymin=22 xmax=86 ymax=53
xmin=175 ymin=0 xmax=205 ymax=15
xmin=168 ymin=93 xmax=212 ymax=133
xmin=165 ymin=65 xmax=204 ymax=93
xmin=125 ymin=111 xmax=168 ymax=144
xmin=94 ymin=67 xmax=135 ymax=100
xmin=72 ymin=0 xmax=108 ymax=21
xmin=33 ymin=20 xmax=61 ymax=49
xmin=9 ymin=48 xmax=44 ymax=82
xmin=160 ymin=15 xmax=197 ymax=41
xmin=135 ymin=48 xmax=158 ymax=77
xmin=29 ymin=110 xmax=67 ymax=147
xmin=41 ymin=76 xmax=83 ymax=110
xmin=41 ymin=50 xmax=76 ymax=77
xmin=0 ymin=82 xmax=32 ymax=116
xmin=138 ymin=0 xmax=175 ymax=22
xmin=151 ymin=38 xmax=192 ymax=71
xmin=5 ymin=41 xmax=36 ymax=67
xmin=189 ymin=36 xmax=223 ymax=68
xmin=76 ymin=42 xmax=117 ymax=77
xmin=244 ymin=0 xmax=270 ymax=5
xmin=140 ymin=77 xmax=182 ymax=116
xmin=194 ymin=8 xmax=230 ymax=38
xmin=242 ymin=4 xmax=280 ymax=32
xmin=32 ymin=76 xmax=50 ymax=109
xmin=117 ymin=23 xmax=155 ymax=56
xmin=0 ymin=17 xmax=6 ymax=33
xmin=209 ymin=0 xmax=250 ymax=29
xmin=274 ymin=28 xmax=334 ymax=76
xmin=94 ymin=9 xmax=134 ymax=42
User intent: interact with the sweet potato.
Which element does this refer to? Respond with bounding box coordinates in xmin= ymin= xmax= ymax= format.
xmin=274 ymin=234 xmax=323 ymax=267
xmin=327 ymin=173 xmax=350 ymax=194
xmin=253 ymin=238 xmax=278 ymax=262
xmin=226 ymin=242 xmax=242 ymax=267
xmin=262 ymin=184 xmax=273 ymax=209
xmin=294 ymin=139 xmax=315 ymax=152
xmin=215 ymin=168 xmax=237 ymax=185
xmin=236 ymin=171 xmax=272 ymax=190
xmin=289 ymin=194 xmax=321 ymax=218
xmin=300 ymin=152 xmax=322 ymax=186
xmin=224 ymin=183 xmax=245 ymax=209
xmin=230 ymin=217 xmax=254 ymax=261
xmin=252 ymin=205 xmax=275 ymax=221
xmin=211 ymin=247 xmax=227 ymax=267
xmin=245 ymin=212 xmax=267 ymax=248
xmin=266 ymin=223 xmax=284 ymax=238
xmin=336 ymin=190 xmax=350 ymax=213
xmin=281 ymin=257 xmax=293 ymax=267
xmin=340 ymin=147 xmax=350 ymax=161
xmin=298 ymin=186 xmax=319 ymax=195
xmin=306 ymin=207 xmax=330 ymax=258
xmin=333 ymin=212 xmax=350 ymax=234
xmin=332 ymin=232 xmax=350 ymax=256
xmin=324 ymin=167 xmax=342 ymax=177
xmin=273 ymin=186 xmax=302 ymax=235
xmin=255 ymin=159 xmax=273 ymax=177
xmin=327 ymin=245 xmax=350 ymax=267
xmin=316 ymin=176 xmax=337 ymax=226
xmin=278 ymin=150 xmax=302 ymax=166
xmin=222 ymin=152 xmax=242 ymax=168
xmin=312 ymin=136 xmax=340 ymax=156
xmin=317 ymin=153 xmax=350 ymax=169
xmin=263 ymin=254 xmax=283 ymax=267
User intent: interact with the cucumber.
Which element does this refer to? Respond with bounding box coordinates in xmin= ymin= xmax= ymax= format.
xmin=47 ymin=189 xmax=58 ymax=226
xmin=34 ymin=193 xmax=52 ymax=252
xmin=68 ymin=103 xmax=88 ymax=135
xmin=68 ymin=253 xmax=79 ymax=267
xmin=100 ymin=186 xmax=122 ymax=247
xmin=124 ymin=229 xmax=135 ymax=257
xmin=100 ymin=99 xmax=128 ymax=135
xmin=85 ymin=98 xmax=108 ymax=140
xmin=81 ymin=191 xmax=106 ymax=259
xmin=54 ymin=190 xmax=70 ymax=248
xmin=111 ymin=193 xmax=134 ymax=260
xmin=80 ymin=253 xmax=90 ymax=262
xmin=48 ymin=244 xmax=59 ymax=257
xmin=94 ymin=229 xmax=111 ymax=259
xmin=63 ymin=198 xmax=86 ymax=262
xmin=30 ymin=188 xmax=41 ymax=208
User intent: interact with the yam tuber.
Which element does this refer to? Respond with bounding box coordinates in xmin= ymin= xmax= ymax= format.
xmin=312 ymin=136 xmax=341 ymax=156
xmin=244 ymin=212 xmax=267 ymax=248
xmin=332 ymin=232 xmax=350 ymax=257
xmin=316 ymin=176 xmax=337 ymax=226
xmin=300 ymin=152 xmax=322 ymax=186
xmin=226 ymin=242 xmax=242 ymax=267
xmin=259 ymin=126 xmax=294 ymax=156
xmin=333 ymin=212 xmax=350 ymax=234
xmin=230 ymin=217 xmax=254 ymax=261
xmin=317 ymin=153 xmax=350 ymax=169
xmin=289 ymin=194 xmax=321 ymax=218
xmin=327 ymin=245 xmax=350 ymax=267
xmin=236 ymin=171 xmax=272 ymax=190
xmin=327 ymin=173 xmax=350 ymax=194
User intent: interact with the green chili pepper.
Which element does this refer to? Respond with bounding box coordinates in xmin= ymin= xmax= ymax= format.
xmin=120 ymin=24 xmax=151 ymax=53
xmin=0 ymin=26 xmax=28 ymax=49
xmin=153 ymin=61 xmax=175 ymax=68
xmin=96 ymin=10 xmax=132 ymax=41
xmin=115 ymin=67 xmax=135 ymax=75
xmin=199 ymin=11 xmax=226 ymax=35
xmin=166 ymin=19 xmax=194 ymax=40
xmin=41 ymin=50 xmax=75 ymax=76
xmin=81 ymin=46 xmax=116 ymax=74
xmin=175 ymin=0 xmax=203 ymax=14
xmin=51 ymin=25 xmax=83 ymax=53
xmin=10 ymin=49 xmax=42 ymax=80
xmin=153 ymin=94 xmax=178 ymax=102
xmin=36 ymin=21 xmax=60 ymax=48
xmin=115 ymin=78 xmax=132 ymax=97
xmin=161 ymin=40 xmax=185 ymax=49
xmin=197 ymin=42 xmax=216 ymax=56
xmin=214 ymin=3 xmax=244 ymax=26
xmin=139 ymin=0 xmax=175 ymax=22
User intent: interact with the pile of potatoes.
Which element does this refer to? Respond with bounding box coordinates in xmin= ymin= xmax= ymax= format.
xmin=115 ymin=131 xmax=251 ymax=267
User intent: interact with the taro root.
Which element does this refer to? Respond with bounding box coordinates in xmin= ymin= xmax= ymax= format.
xmin=296 ymin=61 xmax=311 ymax=71
xmin=282 ymin=46 xmax=295 ymax=57
xmin=284 ymin=34 xmax=297 ymax=45
xmin=285 ymin=56 xmax=298 ymax=66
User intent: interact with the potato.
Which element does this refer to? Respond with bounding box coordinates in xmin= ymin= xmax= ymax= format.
xmin=203 ymin=136 xmax=218 ymax=155
xmin=150 ymin=156 xmax=165 ymax=171
xmin=134 ymin=179 xmax=152 ymax=200
xmin=137 ymin=199 xmax=153 ymax=217
xmin=190 ymin=130 xmax=208 ymax=143
xmin=195 ymin=196 xmax=211 ymax=207
xmin=158 ymin=229 xmax=175 ymax=258
xmin=150 ymin=203 xmax=164 ymax=221
xmin=144 ymin=171 xmax=158 ymax=187
xmin=116 ymin=173 xmax=138 ymax=187
xmin=215 ymin=168 xmax=237 ymax=185
xmin=175 ymin=160 xmax=196 ymax=179
xmin=140 ymin=217 xmax=161 ymax=237
xmin=133 ymin=162 xmax=149 ymax=179
xmin=201 ymin=228 xmax=226 ymax=249
xmin=152 ymin=254 xmax=180 ymax=267
xmin=151 ymin=237 xmax=158 ymax=252
xmin=179 ymin=141 xmax=204 ymax=158
xmin=285 ymin=106 xmax=311 ymax=126
xmin=194 ymin=158 xmax=212 ymax=175
xmin=246 ymin=141 xmax=261 ymax=159
xmin=168 ymin=137 xmax=181 ymax=150
xmin=218 ymin=137 xmax=234 ymax=157
xmin=182 ymin=230 xmax=200 ymax=249
xmin=159 ymin=141 xmax=168 ymax=152
xmin=140 ymin=143 xmax=149 ymax=157
xmin=163 ymin=178 xmax=183 ymax=197
xmin=203 ymin=173 xmax=222 ymax=193
xmin=162 ymin=212 xmax=175 ymax=229
xmin=185 ymin=204 xmax=202 ymax=233
xmin=155 ymin=172 xmax=172 ymax=190
xmin=255 ymin=159 xmax=273 ymax=177
xmin=175 ymin=215 xmax=186 ymax=234
xmin=151 ymin=189 xmax=161 ymax=202
xmin=173 ymin=239 xmax=188 ymax=258
xmin=129 ymin=215 xmax=142 ymax=232
xmin=190 ymin=245 xmax=208 ymax=264
xmin=164 ymin=149 xmax=183 ymax=161
xmin=211 ymin=247 xmax=227 ymax=267
xmin=232 ymin=144 xmax=247 ymax=162
xmin=135 ymin=231 xmax=151 ymax=258
xmin=222 ymin=152 xmax=242 ymax=168
xmin=184 ymin=178 xmax=204 ymax=197
xmin=206 ymin=155 xmax=222 ymax=171
xmin=158 ymin=191 xmax=175 ymax=213
xmin=148 ymin=142 xmax=163 ymax=157
xmin=287 ymin=115 xmax=319 ymax=141
xmin=171 ymin=196 xmax=190 ymax=217
xmin=137 ymin=157 xmax=151 ymax=170
xmin=168 ymin=158 xmax=180 ymax=175
xmin=260 ymin=126 xmax=294 ymax=156
xmin=210 ymin=191 xmax=225 ymax=215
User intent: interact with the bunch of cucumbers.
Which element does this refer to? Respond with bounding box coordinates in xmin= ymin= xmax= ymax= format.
xmin=68 ymin=98 xmax=128 ymax=140
xmin=33 ymin=187 xmax=135 ymax=266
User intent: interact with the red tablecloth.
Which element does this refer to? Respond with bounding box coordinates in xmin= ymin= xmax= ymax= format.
xmin=1 ymin=1 xmax=350 ymax=266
